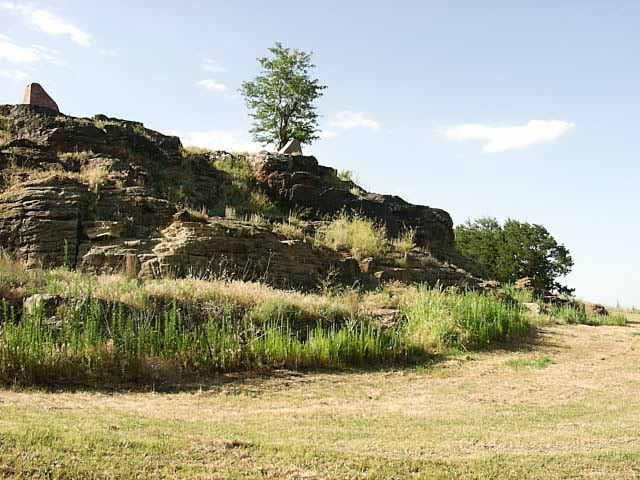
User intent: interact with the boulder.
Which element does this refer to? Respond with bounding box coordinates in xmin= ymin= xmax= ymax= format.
xmin=22 ymin=83 xmax=59 ymax=112
xmin=586 ymin=303 xmax=609 ymax=316
xmin=23 ymin=294 xmax=65 ymax=320
xmin=0 ymin=176 xmax=89 ymax=268
xmin=524 ymin=302 xmax=544 ymax=315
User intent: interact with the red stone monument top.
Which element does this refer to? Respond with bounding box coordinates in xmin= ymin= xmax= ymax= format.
xmin=22 ymin=83 xmax=59 ymax=112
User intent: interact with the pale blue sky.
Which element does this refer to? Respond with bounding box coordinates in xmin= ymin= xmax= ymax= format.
xmin=1 ymin=1 xmax=638 ymax=306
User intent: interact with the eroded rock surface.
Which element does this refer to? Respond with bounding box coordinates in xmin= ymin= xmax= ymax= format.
xmin=251 ymin=152 xmax=454 ymax=252
xmin=0 ymin=104 xmax=484 ymax=289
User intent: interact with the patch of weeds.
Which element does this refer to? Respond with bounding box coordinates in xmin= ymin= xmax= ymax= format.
xmin=317 ymin=212 xmax=388 ymax=260
xmin=273 ymin=212 xmax=307 ymax=240
xmin=392 ymin=228 xmax=416 ymax=262
xmin=505 ymin=356 xmax=555 ymax=370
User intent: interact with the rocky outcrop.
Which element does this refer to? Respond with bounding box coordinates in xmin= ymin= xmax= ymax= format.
xmin=0 ymin=176 xmax=88 ymax=268
xmin=251 ymin=152 xmax=454 ymax=252
xmin=0 ymin=104 xmax=484 ymax=290
xmin=140 ymin=219 xmax=360 ymax=288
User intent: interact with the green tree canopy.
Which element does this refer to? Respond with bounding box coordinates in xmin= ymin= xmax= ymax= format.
xmin=455 ymin=217 xmax=574 ymax=294
xmin=240 ymin=43 xmax=326 ymax=149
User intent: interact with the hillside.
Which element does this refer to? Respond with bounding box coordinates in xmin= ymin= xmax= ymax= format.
xmin=0 ymin=104 xmax=485 ymax=291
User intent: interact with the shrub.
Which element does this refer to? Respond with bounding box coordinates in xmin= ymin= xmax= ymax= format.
xmin=318 ymin=213 xmax=387 ymax=260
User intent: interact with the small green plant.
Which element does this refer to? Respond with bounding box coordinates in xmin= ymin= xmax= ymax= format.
xmin=318 ymin=213 xmax=387 ymax=260
xmin=392 ymin=228 xmax=416 ymax=260
xmin=273 ymin=213 xmax=307 ymax=240
xmin=338 ymin=169 xmax=354 ymax=182
xmin=505 ymin=356 xmax=555 ymax=370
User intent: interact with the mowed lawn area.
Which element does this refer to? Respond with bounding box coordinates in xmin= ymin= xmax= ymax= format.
xmin=1 ymin=314 xmax=639 ymax=479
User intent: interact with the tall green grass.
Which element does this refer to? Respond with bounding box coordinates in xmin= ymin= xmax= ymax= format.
xmin=550 ymin=304 xmax=627 ymax=326
xmin=0 ymin=298 xmax=408 ymax=386
xmin=403 ymin=288 xmax=531 ymax=351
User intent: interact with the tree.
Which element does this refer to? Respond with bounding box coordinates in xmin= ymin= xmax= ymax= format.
xmin=455 ymin=217 xmax=574 ymax=294
xmin=241 ymin=43 xmax=326 ymax=149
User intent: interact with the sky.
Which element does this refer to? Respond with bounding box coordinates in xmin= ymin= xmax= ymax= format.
xmin=1 ymin=0 xmax=638 ymax=307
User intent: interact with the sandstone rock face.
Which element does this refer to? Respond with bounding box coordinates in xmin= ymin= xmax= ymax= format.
xmin=139 ymin=219 xmax=360 ymax=289
xmin=0 ymin=176 xmax=88 ymax=268
xmin=0 ymin=104 xmax=484 ymax=290
xmin=252 ymin=152 xmax=454 ymax=252
xmin=22 ymin=83 xmax=59 ymax=112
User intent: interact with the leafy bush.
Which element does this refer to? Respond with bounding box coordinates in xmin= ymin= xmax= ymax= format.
xmin=318 ymin=213 xmax=387 ymax=260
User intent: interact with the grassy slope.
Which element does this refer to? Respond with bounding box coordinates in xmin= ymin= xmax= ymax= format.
xmin=1 ymin=313 xmax=639 ymax=479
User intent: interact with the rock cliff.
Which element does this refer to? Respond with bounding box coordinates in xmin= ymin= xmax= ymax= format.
xmin=0 ymin=104 xmax=485 ymax=289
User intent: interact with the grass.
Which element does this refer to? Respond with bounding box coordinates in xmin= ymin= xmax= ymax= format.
xmin=391 ymin=227 xmax=416 ymax=262
xmin=78 ymin=162 xmax=110 ymax=192
xmin=0 ymin=298 xmax=407 ymax=385
xmin=272 ymin=212 xmax=307 ymax=240
xmin=0 ymin=254 xmax=539 ymax=386
xmin=0 ymin=253 xmax=629 ymax=388
xmin=403 ymin=287 xmax=531 ymax=351
xmin=0 ymin=314 xmax=639 ymax=479
xmin=317 ymin=212 xmax=387 ymax=260
xmin=505 ymin=356 xmax=555 ymax=370
xmin=550 ymin=303 xmax=627 ymax=326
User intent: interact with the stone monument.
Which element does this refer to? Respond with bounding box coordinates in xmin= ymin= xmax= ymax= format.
xmin=22 ymin=83 xmax=59 ymax=112
xmin=278 ymin=138 xmax=302 ymax=155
